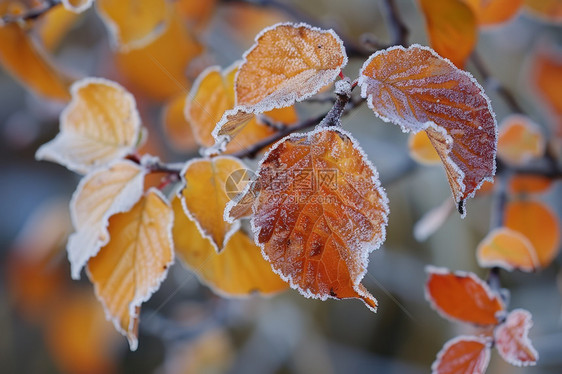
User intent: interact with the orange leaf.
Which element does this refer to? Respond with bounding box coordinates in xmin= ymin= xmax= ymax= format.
xmin=186 ymin=64 xmax=280 ymax=153
xmin=67 ymin=160 xmax=146 ymax=279
xmin=476 ymin=227 xmax=539 ymax=272
xmin=88 ymin=189 xmax=174 ymax=350
xmin=179 ymin=156 xmax=248 ymax=251
xmin=524 ymin=0 xmax=562 ymax=23
xmin=172 ymin=196 xmax=288 ymax=296
xmin=114 ymin=11 xmax=203 ymax=101
xmin=462 ymin=0 xmax=523 ymax=25
xmin=226 ymin=128 xmax=389 ymax=312
xmin=45 ymin=291 xmax=120 ymax=374
xmin=62 ymin=0 xmax=93 ymax=13
xmin=408 ymin=131 xmax=441 ymax=165
xmin=504 ymin=200 xmax=561 ymax=268
xmin=508 ymin=175 xmax=552 ymax=195
xmin=96 ymin=0 xmax=168 ymax=51
xmin=0 ymin=3 xmax=71 ymax=101
xmin=36 ymin=4 xmax=81 ymax=51
xmin=359 ymin=45 xmax=497 ymax=216
xmin=497 ymin=115 xmax=545 ymax=165
xmin=425 ymin=266 xmax=505 ymax=325
xmin=162 ymin=93 xmax=198 ymax=152
xmin=432 ymin=335 xmax=491 ymax=374
xmin=494 ymin=309 xmax=538 ymax=366
xmin=418 ymin=0 xmax=477 ymax=68
xmin=215 ymin=23 xmax=346 ymax=138
xmin=35 ymin=78 xmax=141 ymax=174
xmin=176 ymin=0 xmax=217 ymax=30
xmin=529 ymin=44 xmax=562 ymax=136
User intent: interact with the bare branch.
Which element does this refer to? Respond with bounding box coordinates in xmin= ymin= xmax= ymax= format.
xmin=381 ymin=0 xmax=409 ymax=47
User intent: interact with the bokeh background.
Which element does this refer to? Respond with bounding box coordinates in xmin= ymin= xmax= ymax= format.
xmin=1 ymin=0 xmax=561 ymax=373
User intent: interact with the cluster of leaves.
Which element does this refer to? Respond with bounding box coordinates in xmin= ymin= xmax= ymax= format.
xmin=2 ymin=0 xmax=562 ymax=371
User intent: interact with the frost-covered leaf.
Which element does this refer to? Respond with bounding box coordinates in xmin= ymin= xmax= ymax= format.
xmin=524 ymin=0 xmax=562 ymax=23
xmin=186 ymin=64 xmax=278 ymax=153
xmin=408 ymin=131 xmax=441 ymax=165
xmin=96 ymin=0 xmax=168 ymax=51
xmin=0 ymin=3 xmax=72 ymax=101
xmin=172 ymin=197 xmax=288 ymax=296
xmin=35 ymin=78 xmax=141 ymax=174
xmin=504 ymin=200 xmax=560 ymax=268
xmin=418 ymin=0 xmax=477 ymax=68
xmin=497 ymin=115 xmax=545 ymax=166
xmin=162 ymin=93 xmax=198 ymax=152
xmin=214 ymin=22 xmax=346 ymax=137
xmin=114 ymin=11 xmax=203 ymax=101
xmin=476 ymin=227 xmax=539 ymax=272
xmin=67 ymin=160 xmax=146 ymax=279
xmin=227 ymin=128 xmax=389 ymax=312
xmin=87 ymin=188 xmax=174 ymax=351
xmin=495 ymin=309 xmax=538 ymax=366
xmin=179 ymin=157 xmax=248 ymax=252
xmin=62 ymin=0 xmax=93 ymax=13
xmin=425 ymin=266 xmax=505 ymax=325
xmin=462 ymin=0 xmax=523 ymax=25
xmin=359 ymin=44 xmax=497 ymax=216
xmin=432 ymin=336 xmax=491 ymax=374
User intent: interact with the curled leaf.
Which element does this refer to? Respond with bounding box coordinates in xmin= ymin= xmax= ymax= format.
xmin=359 ymin=44 xmax=497 ymax=216
xmin=504 ymin=200 xmax=561 ymax=268
xmin=88 ymin=189 xmax=174 ymax=351
xmin=495 ymin=309 xmax=538 ymax=366
xmin=425 ymin=266 xmax=504 ymax=325
xmin=179 ymin=157 xmax=248 ymax=252
xmin=418 ymin=0 xmax=477 ymax=68
xmin=36 ymin=78 xmax=141 ymax=174
xmin=497 ymin=115 xmax=545 ymax=166
xmin=476 ymin=227 xmax=539 ymax=272
xmin=432 ymin=335 xmax=491 ymax=374
xmin=172 ymin=197 xmax=288 ymax=297
xmin=67 ymin=160 xmax=146 ymax=279
xmin=227 ymin=128 xmax=389 ymax=312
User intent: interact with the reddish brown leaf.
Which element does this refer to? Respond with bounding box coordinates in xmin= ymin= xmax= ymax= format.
xmin=432 ymin=335 xmax=491 ymax=374
xmin=226 ymin=128 xmax=389 ymax=312
xmin=495 ymin=309 xmax=538 ymax=366
xmin=359 ymin=45 xmax=497 ymax=216
xmin=426 ymin=266 xmax=505 ymax=325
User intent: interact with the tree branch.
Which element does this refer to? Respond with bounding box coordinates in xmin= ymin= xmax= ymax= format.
xmin=0 ymin=0 xmax=61 ymax=26
xmin=381 ymin=0 xmax=409 ymax=47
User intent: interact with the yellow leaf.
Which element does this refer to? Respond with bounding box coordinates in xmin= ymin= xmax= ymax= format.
xmin=68 ymin=160 xmax=146 ymax=279
xmin=35 ymin=78 xmax=141 ymax=174
xmin=418 ymin=0 xmax=477 ymax=68
xmin=227 ymin=128 xmax=389 ymax=312
xmin=179 ymin=157 xmax=247 ymax=251
xmin=476 ymin=227 xmax=539 ymax=272
xmin=172 ymin=197 xmax=288 ymax=296
xmin=114 ymin=11 xmax=203 ymax=101
xmin=408 ymin=131 xmax=441 ymax=165
xmin=88 ymin=188 xmax=174 ymax=351
xmin=497 ymin=115 xmax=545 ymax=165
xmin=0 ymin=3 xmax=72 ymax=101
xmin=162 ymin=93 xmax=198 ymax=152
xmin=36 ymin=4 xmax=81 ymax=51
xmin=96 ymin=0 xmax=168 ymax=51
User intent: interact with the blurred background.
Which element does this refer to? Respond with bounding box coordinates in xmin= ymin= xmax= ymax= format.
xmin=1 ymin=0 xmax=561 ymax=373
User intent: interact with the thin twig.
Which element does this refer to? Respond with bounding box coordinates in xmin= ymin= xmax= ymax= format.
xmin=381 ymin=0 xmax=409 ymax=47
xmin=0 ymin=0 xmax=61 ymax=25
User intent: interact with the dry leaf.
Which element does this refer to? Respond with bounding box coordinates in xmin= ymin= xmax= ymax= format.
xmin=495 ymin=309 xmax=538 ymax=366
xmin=425 ymin=266 xmax=505 ymax=325
xmin=432 ymin=335 xmax=491 ymax=374
xmin=497 ymin=115 xmax=545 ymax=165
xmin=462 ymin=0 xmax=523 ymax=25
xmin=227 ymin=128 xmax=389 ymax=312
xmin=96 ymin=0 xmax=168 ymax=51
xmin=179 ymin=156 xmax=248 ymax=252
xmin=359 ymin=44 xmax=497 ymax=216
xmin=67 ymin=160 xmax=146 ymax=279
xmin=418 ymin=0 xmax=477 ymax=68
xmin=476 ymin=227 xmax=539 ymax=272
xmin=88 ymin=188 xmax=174 ymax=350
xmin=504 ymin=200 xmax=561 ymax=268
xmin=172 ymin=196 xmax=288 ymax=296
